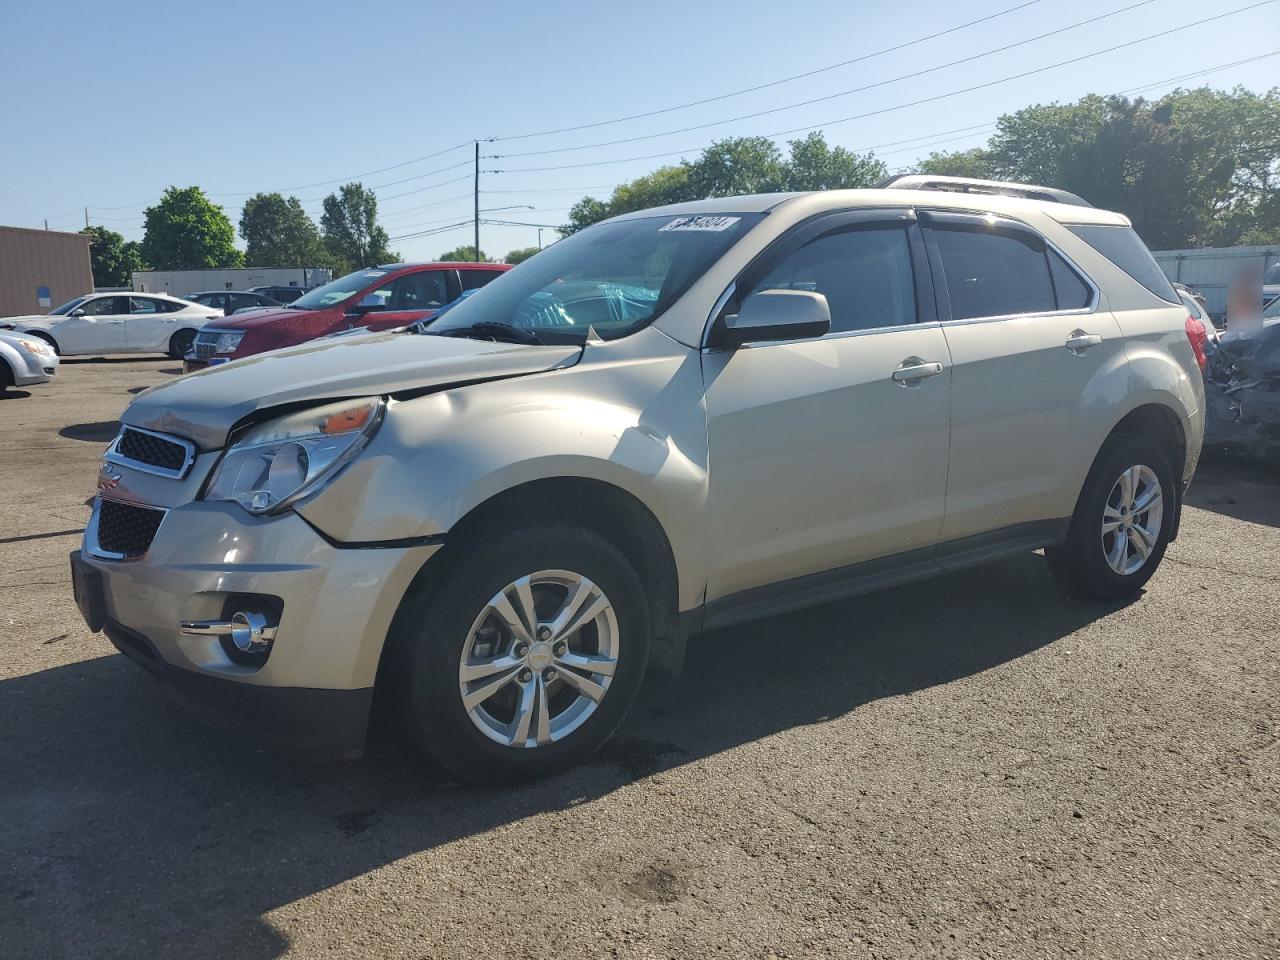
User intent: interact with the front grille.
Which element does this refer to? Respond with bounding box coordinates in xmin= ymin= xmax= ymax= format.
xmin=117 ymin=427 xmax=188 ymax=472
xmin=96 ymin=499 xmax=165 ymax=558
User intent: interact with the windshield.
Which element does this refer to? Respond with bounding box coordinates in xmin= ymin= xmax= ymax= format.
xmin=426 ymin=213 xmax=763 ymax=344
xmin=1264 ymin=295 xmax=1280 ymax=319
xmin=289 ymin=269 xmax=390 ymax=309
xmin=50 ymin=296 xmax=89 ymax=315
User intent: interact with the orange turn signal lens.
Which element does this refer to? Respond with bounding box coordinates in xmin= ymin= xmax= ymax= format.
xmin=322 ymin=405 xmax=373 ymax=434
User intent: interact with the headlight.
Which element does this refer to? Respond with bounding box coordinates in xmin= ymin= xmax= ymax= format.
xmin=18 ymin=338 xmax=54 ymax=357
xmin=204 ymin=398 xmax=384 ymax=514
xmin=211 ymin=331 xmax=245 ymax=354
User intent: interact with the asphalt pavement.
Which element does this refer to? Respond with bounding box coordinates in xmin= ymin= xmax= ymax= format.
xmin=1 ymin=358 xmax=1276 ymax=959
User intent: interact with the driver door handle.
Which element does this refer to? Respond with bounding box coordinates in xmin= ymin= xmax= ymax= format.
xmin=891 ymin=359 xmax=945 ymax=384
xmin=1065 ymin=331 xmax=1103 ymax=353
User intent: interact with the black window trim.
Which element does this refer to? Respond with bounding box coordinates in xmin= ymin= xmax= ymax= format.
xmin=919 ymin=209 xmax=1099 ymax=326
xmin=703 ymin=207 xmax=938 ymax=349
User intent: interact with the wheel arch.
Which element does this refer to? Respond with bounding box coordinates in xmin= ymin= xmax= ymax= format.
xmin=381 ymin=476 xmax=685 ymax=682
xmin=27 ymin=330 xmax=60 ymax=354
xmin=1086 ymin=402 xmax=1189 ymax=541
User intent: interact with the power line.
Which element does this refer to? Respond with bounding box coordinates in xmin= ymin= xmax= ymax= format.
xmin=490 ymin=5 xmax=1278 ymax=175
xmin=493 ymin=0 xmax=1047 ymax=142
xmin=491 ymin=0 xmax=1158 ymax=161
xmin=207 ymin=141 xmax=474 ymax=197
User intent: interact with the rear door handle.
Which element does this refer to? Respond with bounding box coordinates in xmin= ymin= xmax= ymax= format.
xmin=1065 ymin=330 xmax=1103 ymax=353
xmin=892 ymin=358 xmax=945 ymax=384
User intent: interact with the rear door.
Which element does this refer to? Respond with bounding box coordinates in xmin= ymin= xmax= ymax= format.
xmin=55 ymin=295 xmax=130 ymax=354
xmin=703 ymin=210 xmax=953 ymax=603
xmin=921 ymin=210 xmax=1124 ymax=542
xmin=123 ymin=296 xmax=174 ymax=352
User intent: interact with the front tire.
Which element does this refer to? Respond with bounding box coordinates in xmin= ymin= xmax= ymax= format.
xmin=1047 ymin=435 xmax=1176 ymax=600
xmin=393 ymin=525 xmax=650 ymax=785
xmin=168 ymin=328 xmax=197 ymax=360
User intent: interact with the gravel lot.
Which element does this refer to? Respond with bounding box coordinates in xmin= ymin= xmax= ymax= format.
xmin=1 ymin=358 xmax=1277 ymax=959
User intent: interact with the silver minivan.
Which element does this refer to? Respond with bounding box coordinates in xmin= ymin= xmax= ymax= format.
xmin=71 ymin=178 xmax=1204 ymax=783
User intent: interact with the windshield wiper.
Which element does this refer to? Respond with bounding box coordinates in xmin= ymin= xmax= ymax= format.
xmin=435 ymin=322 xmax=543 ymax=345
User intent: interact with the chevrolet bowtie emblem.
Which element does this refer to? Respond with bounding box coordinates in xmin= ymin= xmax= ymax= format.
xmin=97 ymin=466 xmax=121 ymax=492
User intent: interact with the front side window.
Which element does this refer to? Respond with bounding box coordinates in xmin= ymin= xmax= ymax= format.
xmin=391 ymin=271 xmax=449 ymax=309
xmin=426 ymin=213 xmax=763 ymax=344
xmin=930 ymin=224 xmax=1056 ymax=320
xmin=290 ymin=269 xmax=390 ymax=309
xmin=80 ymin=296 xmax=126 ymax=316
xmin=751 ymin=225 xmax=916 ymax=333
xmin=1066 ymin=224 xmax=1178 ymax=303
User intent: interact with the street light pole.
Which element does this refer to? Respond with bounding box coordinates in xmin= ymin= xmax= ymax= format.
xmin=473 ymin=141 xmax=480 ymax=261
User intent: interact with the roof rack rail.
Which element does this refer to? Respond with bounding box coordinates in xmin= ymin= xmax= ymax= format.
xmin=877 ymin=174 xmax=1092 ymax=208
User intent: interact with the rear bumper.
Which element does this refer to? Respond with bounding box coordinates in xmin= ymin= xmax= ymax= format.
xmin=104 ymin=618 xmax=371 ymax=759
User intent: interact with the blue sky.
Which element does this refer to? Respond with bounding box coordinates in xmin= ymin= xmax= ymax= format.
xmin=2 ymin=0 xmax=1276 ymax=262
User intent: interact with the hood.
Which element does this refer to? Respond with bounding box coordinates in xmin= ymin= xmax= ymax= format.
xmin=0 ymin=315 xmax=56 ymax=329
xmin=123 ymin=330 xmax=581 ymax=449
xmin=207 ymin=305 xmax=310 ymax=331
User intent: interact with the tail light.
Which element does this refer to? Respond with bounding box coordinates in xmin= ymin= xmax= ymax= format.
xmin=1184 ymin=315 xmax=1209 ymax=373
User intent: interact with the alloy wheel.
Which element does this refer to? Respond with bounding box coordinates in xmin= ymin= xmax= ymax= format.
xmin=458 ymin=569 xmax=619 ymax=748
xmin=1100 ymin=464 xmax=1163 ymax=576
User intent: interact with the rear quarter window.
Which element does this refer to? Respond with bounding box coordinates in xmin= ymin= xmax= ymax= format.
xmin=1066 ymin=224 xmax=1177 ymax=303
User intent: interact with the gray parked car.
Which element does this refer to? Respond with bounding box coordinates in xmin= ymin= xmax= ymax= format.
xmin=0 ymin=331 xmax=59 ymax=393
xmin=71 ymin=178 xmax=1204 ymax=783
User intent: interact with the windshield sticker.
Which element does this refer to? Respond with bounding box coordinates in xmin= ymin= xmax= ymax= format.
xmin=659 ymin=215 xmax=741 ymax=233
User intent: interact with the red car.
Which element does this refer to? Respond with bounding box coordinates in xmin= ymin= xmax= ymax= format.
xmin=184 ymin=262 xmax=510 ymax=370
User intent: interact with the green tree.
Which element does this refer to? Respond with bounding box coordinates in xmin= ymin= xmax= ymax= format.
xmin=562 ymin=133 xmax=883 ymax=234
xmin=915 ymin=147 xmax=997 ymax=179
xmin=320 ymin=183 xmax=395 ymax=272
xmin=82 ymin=226 xmax=145 ymax=287
xmin=140 ymin=186 xmax=243 ymax=270
xmin=437 ymin=245 xmax=490 ymax=262
xmin=782 ymin=132 xmax=886 ymax=190
xmin=504 ymin=246 xmax=541 ymax=264
xmin=240 ymin=193 xmax=324 ymax=267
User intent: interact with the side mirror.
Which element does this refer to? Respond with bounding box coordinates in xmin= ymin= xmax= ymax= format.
xmin=718 ymin=289 xmax=831 ymax=347
xmin=70 ymin=308 xmax=86 ymax=317
xmin=347 ymin=292 xmax=388 ymax=315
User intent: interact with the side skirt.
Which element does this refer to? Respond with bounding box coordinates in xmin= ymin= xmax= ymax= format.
xmin=696 ymin=519 xmax=1070 ymax=634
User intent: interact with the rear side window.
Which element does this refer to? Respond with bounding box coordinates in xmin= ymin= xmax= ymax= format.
xmin=929 ymin=225 xmax=1055 ymax=320
xmin=752 ymin=225 xmax=917 ymax=333
xmin=460 ymin=269 xmax=503 ymax=292
xmin=1066 ymin=224 xmax=1177 ymax=303
xmin=1048 ymin=249 xmax=1093 ymax=310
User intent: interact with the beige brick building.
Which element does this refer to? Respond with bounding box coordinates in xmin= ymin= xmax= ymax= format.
xmin=0 ymin=226 xmax=94 ymax=318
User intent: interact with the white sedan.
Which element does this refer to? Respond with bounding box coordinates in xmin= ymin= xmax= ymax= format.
xmin=0 ymin=293 xmax=220 ymax=358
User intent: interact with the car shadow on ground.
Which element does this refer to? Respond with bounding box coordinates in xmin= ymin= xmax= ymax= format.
xmin=1186 ymin=454 xmax=1280 ymax=528
xmin=0 ymin=389 xmax=33 ymax=400
xmin=57 ymin=421 xmax=120 ymax=442
xmin=1 ymin=554 xmax=1125 ymax=959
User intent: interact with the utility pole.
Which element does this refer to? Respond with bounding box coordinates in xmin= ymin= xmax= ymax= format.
xmin=473 ymin=141 xmax=480 ymax=262
xmin=84 ymin=207 xmax=89 ymax=229
xmin=538 ymin=227 xmax=544 ymax=250
xmin=44 ymin=219 xmax=49 ymax=231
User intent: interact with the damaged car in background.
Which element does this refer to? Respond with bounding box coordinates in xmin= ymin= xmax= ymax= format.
xmin=1202 ymin=297 xmax=1280 ymax=460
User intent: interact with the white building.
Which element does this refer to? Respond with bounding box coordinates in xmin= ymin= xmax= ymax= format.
xmin=132 ymin=266 xmax=332 ymax=297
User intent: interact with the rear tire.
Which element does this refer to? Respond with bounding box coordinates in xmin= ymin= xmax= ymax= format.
xmin=392 ymin=524 xmax=650 ymax=785
xmin=168 ymin=328 xmax=197 ymax=360
xmin=1047 ymin=435 xmax=1176 ymax=600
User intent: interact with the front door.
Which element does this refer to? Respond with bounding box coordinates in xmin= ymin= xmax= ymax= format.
xmin=703 ymin=213 xmax=952 ymax=605
xmin=55 ymin=295 xmax=130 ymax=354
xmin=919 ymin=210 xmax=1127 ymax=541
